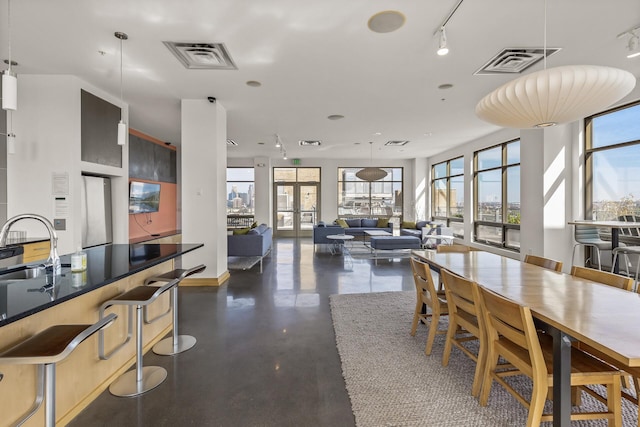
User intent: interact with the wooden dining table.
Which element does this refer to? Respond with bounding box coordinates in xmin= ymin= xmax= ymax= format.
xmin=412 ymin=249 xmax=640 ymax=427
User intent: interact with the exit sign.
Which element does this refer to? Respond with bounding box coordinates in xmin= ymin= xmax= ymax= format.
xmin=292 ymin=158 xmax=301 ymax=165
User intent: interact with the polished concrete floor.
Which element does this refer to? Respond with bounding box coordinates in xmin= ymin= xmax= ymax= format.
xmin=69 ymin=238 xmax=415 ymax=426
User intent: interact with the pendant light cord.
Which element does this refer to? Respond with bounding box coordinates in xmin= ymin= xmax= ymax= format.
xmin=543 ymin=0 xmax=547 ymax=70
xmin=119 ymin=37 xmax=123 ymax=119
xmin=7 ymin=0 xmax=11 ymax=73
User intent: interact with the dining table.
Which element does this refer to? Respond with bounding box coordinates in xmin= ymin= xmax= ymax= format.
xmin=569 ymin=219 xmax=640 ymax=273
xmin=411 ymin=249 xmax=640 ymax=427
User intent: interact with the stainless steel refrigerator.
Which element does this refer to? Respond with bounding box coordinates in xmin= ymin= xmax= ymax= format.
xmin=81 ymin=175 xmax=113 ymax=248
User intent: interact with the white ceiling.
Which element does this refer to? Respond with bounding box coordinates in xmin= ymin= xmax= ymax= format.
xmin=2 ymin=0 xmax=640 ymax=160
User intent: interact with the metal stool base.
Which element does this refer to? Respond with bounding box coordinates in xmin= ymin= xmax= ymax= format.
xmin=109 ymin=366 xmax=167 ymax=397
xmin=153 ymin=335 xmax=197 ymax=355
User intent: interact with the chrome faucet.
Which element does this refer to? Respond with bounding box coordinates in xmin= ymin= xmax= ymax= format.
xmin=0 ymin=214 xmax=61 ymax=276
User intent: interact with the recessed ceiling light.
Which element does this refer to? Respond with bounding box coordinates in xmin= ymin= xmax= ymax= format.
xmin=327 ymin=114 xmax=344 ymax=120
xmin=368 ymin=11 xmax=406 ymax=33
xmin=246 ymin=80 xmax=262 ymax=87
xmin=227 ymin=139 xmax=237 ymax=146
xmin=373 ymin=132 xmax=382 ymax=136
xmin=258 ymin=142 xmax=265 ymax=145
xmin=438 ymin=83 xmax=454 ymax=90
xmin=424 ymin=132 xmax=433 ymax=137
xmin=355 ymin=142 xmax=361 ymax=145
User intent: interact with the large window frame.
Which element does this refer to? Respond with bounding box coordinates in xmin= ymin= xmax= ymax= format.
xmin=473 ymin=139 xmax=520 ymax=251
xmin=226 ymin=167 xmax=255 ymax=228
xmin=431 ymin=157 xmax=464 ymax=237
xmin=337 ymin=168 xmax=403 ymax=220
xmin=585 ymin=101 xmax=640 ymax=222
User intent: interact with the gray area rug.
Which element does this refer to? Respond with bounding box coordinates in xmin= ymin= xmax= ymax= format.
xmin=227 ymin=256 xmax=261 ymax=271
xmin=330 ymin=291 xmax=638 ymax=426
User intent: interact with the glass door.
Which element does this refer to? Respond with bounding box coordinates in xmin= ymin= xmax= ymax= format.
xmin=274 ymin=182 xmax=319 ymax=237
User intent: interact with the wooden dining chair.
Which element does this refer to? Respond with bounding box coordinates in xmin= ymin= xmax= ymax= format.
xmin=478 ymin=286 xmax=622 ymax=427
xmin=436 ymin=244 xmax=471 ymax=253
xmin=524 ymin=254 xmax=563 ymax=272
xmin=570 ymin=266 xmax=634 ymax=291
xmin=440 ymin=269 xmax=485 ymax=397
xmin=409 ymin=257 xmax=449 ymax=356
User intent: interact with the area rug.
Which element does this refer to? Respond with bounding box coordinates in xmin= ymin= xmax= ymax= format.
xmin=227 ymin=256 xmax=261 ymax=271
xmin=330 ymin=291 xmax=638 ymax=427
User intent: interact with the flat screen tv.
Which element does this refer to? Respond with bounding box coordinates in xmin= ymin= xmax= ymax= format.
xmin=129 ymin=181 xmax=161 ymax=213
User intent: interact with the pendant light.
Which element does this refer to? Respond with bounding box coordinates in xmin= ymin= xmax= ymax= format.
xmin=356 ymin=142 xmax=387 ymax=181
xmin=2 ymin=0 xmax=17 ymax=111
xmin=475 ymin=0 xmax=636 ymax=129
xmin=115 ymin=31 xmax=128 ymax=146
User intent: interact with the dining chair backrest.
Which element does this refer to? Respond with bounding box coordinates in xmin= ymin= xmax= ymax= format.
xmin=437 ymin=244 xmax=471 ymax=253
xmin=524 ymin=254 xmax=563 ymax=272
xmin=410 ymin=257 xmax=440 ymax=309
xmin=478 ymin=287 xmax=548 ymax=401
xmin=570 ymin=266 xmax=634 ymax=291
xmin=441 ymin=269 xmax=486 ymax=396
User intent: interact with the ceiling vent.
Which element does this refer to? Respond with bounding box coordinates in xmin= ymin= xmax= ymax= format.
xmin=227 ymin=139 xmax=238 ymax=146
xmin=385 ymin=140 xmax=409 ymax=146
xmin=163 ymin=42 xmax=237 ymax=70
xmin=475 ymin=48 xmax=561 ymax=75
xmin=299 ymin=140 xmax=322 ymax=146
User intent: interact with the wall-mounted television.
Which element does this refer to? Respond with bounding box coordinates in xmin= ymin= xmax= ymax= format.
xmin=129 ymin=181 xmax=161 ymax=213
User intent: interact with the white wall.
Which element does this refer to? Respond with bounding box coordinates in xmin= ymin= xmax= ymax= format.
xmin=181 ymin=100 xmax=227 ymax=279
xmin=8 ymin=75 xmax=128 ymax=255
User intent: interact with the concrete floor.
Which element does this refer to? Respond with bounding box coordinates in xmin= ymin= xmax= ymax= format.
xmin=69 ymin=238 xmax=415 ymax=427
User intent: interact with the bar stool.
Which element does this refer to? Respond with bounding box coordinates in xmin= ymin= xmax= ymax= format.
xmin=612 ymin=246 xmax=640 ymax=289
xmin=144 ymin=264 xmax=206 ymax=355
xmin=0 ymin=313 xmax=117 ymax=427
xmin=99 ymin=279 xmax=180 ymax=397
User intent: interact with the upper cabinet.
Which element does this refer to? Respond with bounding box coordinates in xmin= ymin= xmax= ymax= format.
xmin=81 ymin=89 xmax=122 ymax=168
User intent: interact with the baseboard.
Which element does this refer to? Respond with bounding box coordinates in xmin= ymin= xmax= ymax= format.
xmin=181 ymin=272 xmax=230 ymax=287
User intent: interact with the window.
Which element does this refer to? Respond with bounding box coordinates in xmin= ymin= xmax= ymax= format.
xmin=586 ymin=102 xmax=640 ymax=221
xmin=431 ymin=157 xmax=464 ymax=237
xmin=474 ymin=140 xmax=520 ymax=250
xmin=226 ymin=168 xmax=255 ymax=228
xmin=337 ymin=168 xmax=403 ymax=220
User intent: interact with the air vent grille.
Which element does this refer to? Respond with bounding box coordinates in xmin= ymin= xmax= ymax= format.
xmin=227 ymin=139 xmax=238 ymax=146
xmin=299 ymin=140 xmax=322 ymax=146
xmin=163 ymin=42 xmax=237 ymax=70
xmin=385 ymin=140 xmax=409 ymax=146
xmin=475 ymin=48 xmax=561 ymax=75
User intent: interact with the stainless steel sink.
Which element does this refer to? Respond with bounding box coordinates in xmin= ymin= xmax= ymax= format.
xmin=0 ymin=265 xmax=46 ymax=280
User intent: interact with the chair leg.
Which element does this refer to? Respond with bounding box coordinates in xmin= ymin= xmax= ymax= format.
xmin=441 ymin=316 xmax=456 ymax=366
xmin=471 ymin=336 xmax=487 ymax=398
xmin=527 ymin=378 xmax=546 ymax=427
xmin=424 ymin=313 xmax=439 ymax=356
xmin=410 ymin=297 xmax=421 ymax=336
xmin=479 ymin=348 xmax=497 ymax=406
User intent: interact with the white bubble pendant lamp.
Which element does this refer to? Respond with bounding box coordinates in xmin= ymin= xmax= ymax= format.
xmin=476 ymin=65 xmax=636 ymax=128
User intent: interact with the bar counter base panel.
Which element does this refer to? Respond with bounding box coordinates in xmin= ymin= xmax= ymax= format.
xmin=153 ymin=335 xmax=197 ymax=355
xmin=108 ymin=366 xmax=168 ymax=397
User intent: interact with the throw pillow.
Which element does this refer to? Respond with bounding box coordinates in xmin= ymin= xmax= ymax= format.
xmin=401 ymin=220 xmax=416 ymax=230
xmin=233 ymin=228 xmax=251 ymax=235
xmin=377 ymin=218 xmax=389 ymax=228
xmin=336 ymin=219 xmax=349 ymax=228
xmin=251 ymin=221 xmax=258 ymax=228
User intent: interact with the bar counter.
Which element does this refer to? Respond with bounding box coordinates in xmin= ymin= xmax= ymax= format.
xmin=0 ymin=243 xmax=203 ymax=426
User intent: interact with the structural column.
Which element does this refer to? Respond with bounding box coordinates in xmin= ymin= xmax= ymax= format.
xmin=180 ymin=100 xmax=228 ymax=284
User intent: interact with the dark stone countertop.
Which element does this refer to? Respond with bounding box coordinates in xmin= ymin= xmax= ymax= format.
xmin=129 ymin=229 xmax=182 ymax=244
xmin=0 ymin=243 xmax=203 ymax=327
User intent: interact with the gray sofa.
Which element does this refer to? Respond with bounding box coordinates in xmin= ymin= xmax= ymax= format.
xmin=313 ymin=218 xmax=392 ymax=250
xmin=228 ymin=223 xmax=272 ymax=272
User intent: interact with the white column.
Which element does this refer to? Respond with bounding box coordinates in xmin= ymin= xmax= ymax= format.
xmin=253 ymin=156 xmax=271 ymax=225
xmin=519 ymin=129 xmax=545 ymax=259
xmin=181 ymin=100 xmax=227 ymax=279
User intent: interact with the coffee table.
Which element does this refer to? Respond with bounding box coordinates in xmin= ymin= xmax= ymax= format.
xmin=364 ymin=230 xmax=392 ymax=237
xmin=326 ymin=234 xmax=355 ymax=256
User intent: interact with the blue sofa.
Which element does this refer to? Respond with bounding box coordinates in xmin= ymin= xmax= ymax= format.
xmin=228 ymin=224 xmax=272 ymax=272
xmin=313 ymin=218 xmax=393 ymax=250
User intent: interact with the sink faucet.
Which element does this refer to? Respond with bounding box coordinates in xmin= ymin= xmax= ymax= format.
xmin=0 ymin=214 xmax=61 ymax=276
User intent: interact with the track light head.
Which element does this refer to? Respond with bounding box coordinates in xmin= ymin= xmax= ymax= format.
xmin=627 ymin=33 xmax=640 ymax=58
xmin=437 ymin=27 xmax=449 ymax=56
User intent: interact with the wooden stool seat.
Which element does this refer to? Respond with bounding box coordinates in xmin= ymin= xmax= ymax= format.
xmin=144 ymin=264 xmax=206 ymax=355
xmin=0 ymin=314 xmax=116 ymax=427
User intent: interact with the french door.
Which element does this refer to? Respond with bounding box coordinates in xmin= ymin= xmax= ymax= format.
xmin=274 ymin=182 xmax=319 ymax=237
